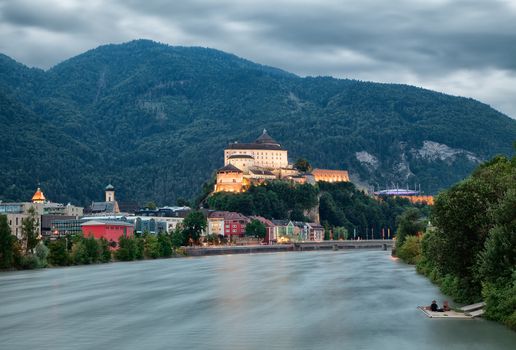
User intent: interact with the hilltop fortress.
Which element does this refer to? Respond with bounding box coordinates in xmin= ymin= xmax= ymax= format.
xmin=214 ymin=130 xmax=350 ymax=192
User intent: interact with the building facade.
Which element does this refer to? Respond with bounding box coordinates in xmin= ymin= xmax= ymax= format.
xmin=81 ymin=220 xmax=134 ymax=248
xmin=0 ymin=187 xmax=83 ymax=238
xmin=224 ymin=129 xmax=288 ymax=169
xmin=214 ymin=130 xmax=350 ymax=194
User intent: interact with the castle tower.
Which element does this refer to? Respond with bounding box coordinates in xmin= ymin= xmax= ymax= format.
xmin=105 ymin=184 xmax=115 ymax=202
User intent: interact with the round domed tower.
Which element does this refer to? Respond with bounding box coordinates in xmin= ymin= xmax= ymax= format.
xmin=228 ymin=154 xmax=255 ymax=173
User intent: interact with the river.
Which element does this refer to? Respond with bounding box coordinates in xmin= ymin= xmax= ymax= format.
xmin=0 ymin=250 xmax=515 ymax=350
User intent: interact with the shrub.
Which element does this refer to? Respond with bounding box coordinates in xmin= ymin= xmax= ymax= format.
xmin=48 ymin=239 xmax=70 ymax=266
xmin=19 ymin=254 xmax=40 ymax=269
xmin=34 ymin=242 xmax=49 ymax=268
xmin=397 ymin=235 xmax=422 ymax=264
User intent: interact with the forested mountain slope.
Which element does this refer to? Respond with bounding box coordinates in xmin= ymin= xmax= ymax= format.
xmin=1 ymin=40 xmax=514 ymax=205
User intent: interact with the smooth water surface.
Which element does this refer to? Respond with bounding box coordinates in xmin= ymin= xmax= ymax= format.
xmin=1 ymin=250 xmax=515 ymax=350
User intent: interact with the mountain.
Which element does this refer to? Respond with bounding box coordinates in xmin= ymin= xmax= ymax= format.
xmin=1 ymin=39 xmax=515 ymax=206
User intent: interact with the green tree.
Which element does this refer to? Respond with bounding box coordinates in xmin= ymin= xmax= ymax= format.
xmin=83 ymin=236 xmax=100 ymax=264
xmin=293 ymin=158 xmax=312 ymax=173
xmin=395 ymin=208 xmax=425 ymax=248
xmin=48 ymin=239 xmax=69 ymax=266
xmin=21 ymin=207 xmax=39 ymax=254
xmin=176 ymin=198 xmax=191 ymax=207
xmin=70 ymin=239 xmax=88 ymax=264
xmin=0 ymin=215 xmax=15 ymax=268
xmin=397 ymin=235 xmax=422 ymax=264
xmin=157 ymin=233 xmax=173 ymax=257
xmin=144 ymin=234 xmax=160 ymax=259
xmin=98 ymin=238 xmax=112 ymax=263
xmin=333 ymin=226 xmax=349 ymax=240
xmin=145 ymin=201 xmax=157 ymax=210
xmin=170 ymin=227 xmax=185 ymax=248
xmin=116 ymin=236 xmax=136 ymax=261
xmin=245 ymin=219 xmax=266 ymax=239
xmin=182 ymin=211 xmax=207 ymax=245
xmin=34 ymin=241 xmax=49 ymax=268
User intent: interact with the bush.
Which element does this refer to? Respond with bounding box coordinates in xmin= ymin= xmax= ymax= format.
xmin=158 ymin=233 xmax=173 ymax=257
xmin=34 ymin=242 xmax=49 ymax=268
xmin=397 ymin=235 xmax=422 ymax=264
xmin=48 ymin=239 xmax=70 ymax=266
xmin=98 ymin=238 xmax=112 ymax=263
xmin=19 ymin=254 xmax=40 ymax=269
xmin=144 ymin=235 xmax=160 ymax=259
xmin=70 ymin=240 xmax=88 ymax=265
xmin=482 ymin=275 xmax=516 ymax=330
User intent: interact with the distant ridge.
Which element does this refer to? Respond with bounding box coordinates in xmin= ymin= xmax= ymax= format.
xmin=0 ymin=39 xmax=514 ymax=205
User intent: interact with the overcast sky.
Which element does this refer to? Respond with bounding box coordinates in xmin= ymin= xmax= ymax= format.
xmin=1 ymin=0 xmax=515 ymax=118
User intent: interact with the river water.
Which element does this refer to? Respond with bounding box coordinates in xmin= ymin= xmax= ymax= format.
xmin=1 ymin=250 xmax=515 ymax=350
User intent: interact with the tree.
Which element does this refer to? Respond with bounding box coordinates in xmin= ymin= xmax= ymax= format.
xmin=144 ymin=234 xmax=160 ymax=259
xmin=34 ymin=242 xmax=49 ymax=267
xmin=333 ymin=226 xmax=349 ymax=240
xmin=170 ymin=227 xmax=185 ymax=248
xmin=116 ymin=236 xmax=136 ymax=261
xmin=395 ymin=208 xmax=425 ymax=247
xmin=182 ymin=211 xmax=207 ymax=245
xmin=0 ymin=215 xmax=15 ymax=268
xmin=98 ymin=238 xmax=112 ymax=263
xmin=293 ymin=158 xmax=312 ymax=173
xmin=176 ymin=198 xmax=191 ymax=207
xmin=157 ymin=233 xmax=173 ymax=257
xmin=70 ymin=238 xmax=89 ymax=265
xmin=83 ymin=236 xmax=100 ymax=264
xmin=48 ymin=239 xmax=69 ymax=266
xmin=22 ymin=207 xmax=39 ymax=254
xmin=145 ymin=201 xmax=157 ymax=210
xmin=245 ymin=220 xmax=266 ymax=239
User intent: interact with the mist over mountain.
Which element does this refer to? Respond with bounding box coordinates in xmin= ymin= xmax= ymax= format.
xmin=1 ymin=39 xmax=515 ymax=206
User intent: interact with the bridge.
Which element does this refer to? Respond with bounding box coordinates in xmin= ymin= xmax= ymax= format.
xmin=184 ymin=240 xmax=394 ymax=256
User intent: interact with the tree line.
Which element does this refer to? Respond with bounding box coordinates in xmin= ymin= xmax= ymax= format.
xmin=394 ymin=152 xmax=516 ymax=330
xmin=0 ymin=211 xmax=208 ymax=269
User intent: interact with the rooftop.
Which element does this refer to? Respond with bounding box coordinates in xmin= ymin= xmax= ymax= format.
xmin=217 ymin=164 xmax=243 ymax=173
xmin=81 ymin=220 xmax=133 ymax=227
xmin=226 ymin=130 xmax=284 ymax=151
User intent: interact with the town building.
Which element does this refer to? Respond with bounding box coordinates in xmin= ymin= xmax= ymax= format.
xmin=133 ymin=206 xmax=191 ymax=232
xmin=88 ymin=184 xmax=120 ymax=215
xmin=81 ymin=220 xmax=134 ymax=248
xmin=0 ymin=187 xmax=83 ymax=238
xmin=207 ymin=211 xmax=250 ymax=238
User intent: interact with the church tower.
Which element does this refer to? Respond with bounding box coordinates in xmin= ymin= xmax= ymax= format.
xmin=32 ymin=187 xmax=46 ymax=203
xmin=105 ymin=184 xmax=115 ymax=202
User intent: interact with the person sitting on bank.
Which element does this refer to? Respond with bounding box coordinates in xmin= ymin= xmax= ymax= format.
xmin=429 ymin=300 xmax=439 ymax=312
xmin=442 ymin=301 xmax=451 ymax=312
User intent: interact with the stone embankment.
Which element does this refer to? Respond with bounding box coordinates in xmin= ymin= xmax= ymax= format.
xmin=184 ymin=240 xmax=394 ymax=257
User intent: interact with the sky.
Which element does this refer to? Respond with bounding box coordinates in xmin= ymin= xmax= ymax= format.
xmin=1 ymin=0 xmax=515 ymax=118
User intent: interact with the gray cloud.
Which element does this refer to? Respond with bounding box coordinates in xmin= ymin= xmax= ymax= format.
xmin=0 ymin=0 xmax=515 ymax=117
